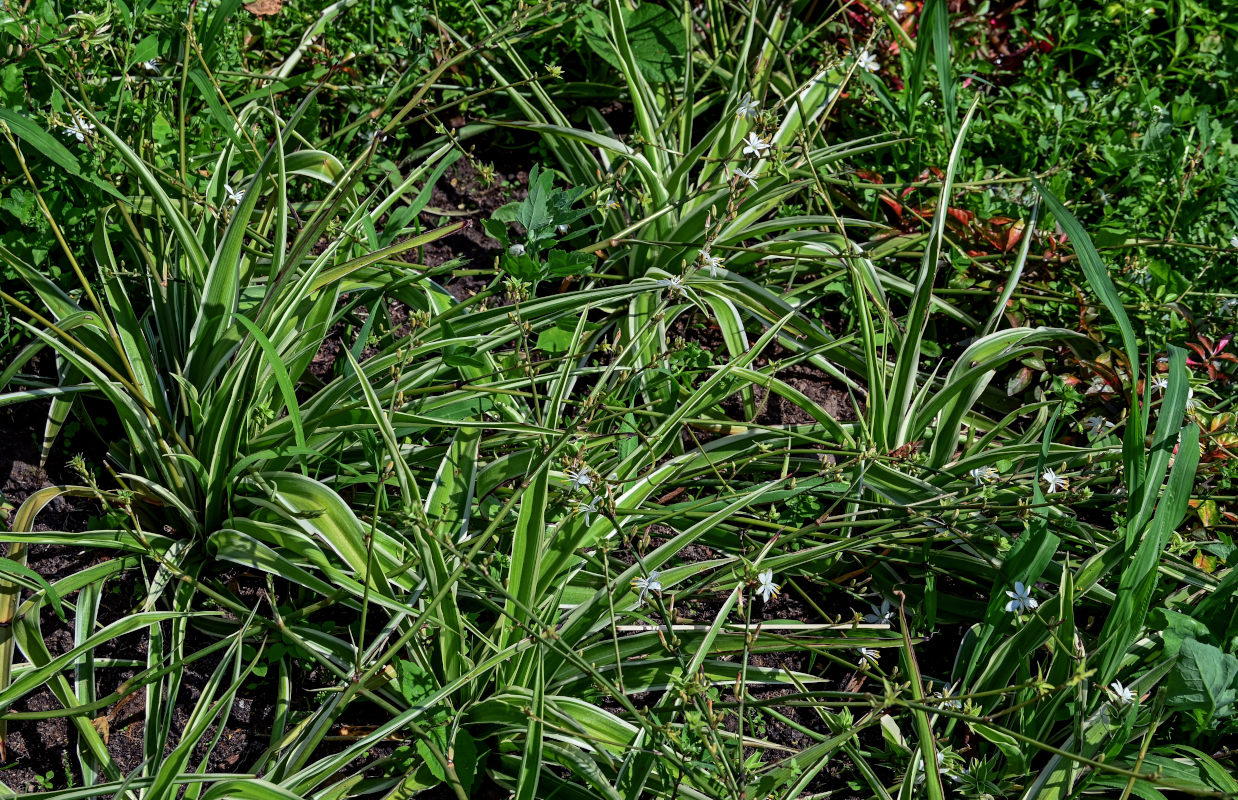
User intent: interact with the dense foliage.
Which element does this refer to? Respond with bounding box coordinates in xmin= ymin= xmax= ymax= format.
xmin=1 ymin=0 xmax=1237 ymax=797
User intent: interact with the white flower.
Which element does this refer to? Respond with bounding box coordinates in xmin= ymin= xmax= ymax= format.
xmin=223 ymin=184 xmax=245 ymax=207
xmin=1004 ymin=581 xmax=1039 ymax=614
xmin=1229 ymin=235 xmax=1238 ymax=249
xmin=555 ymin=224 xmax=569 ymax=236
xmin=141 ymin=58 xmax=160 ymax=74
xmin=863 ymin=599 xmax=894 ymax=624
xmin=564 ymin=467 xmax=592 ymax=491
xmin=62 ymin=112 xmax=95 ymax=142
xmin=733 ymin=167 xmax=758 ymax=188
xmin=571 ymin=495 xmax=600 ymax=525
xmin=741 ymin=133 xmax=770 ymax=158
xmin=507 ymin=243 xmax=526 ymax=257
xmin=736 ymin=92 xmax=760 ymax=120
xmin=756 ymin=569 xmax=780 ymax=603
xmin=856 ymin=647 xmax=879 ymax=667
xmin=856 ymin=50 xmax=880 ymax=73
xmin=1041 ymin=468 xmax=1067 ymax=493
xmin=933 ymin=684 xmax=962 ymax=710
xmin=1083 ymin=416 xmax=1116 ymax=438
xmin=969 ymin=465 xmax=999 ymax=486
xmin=1107 ymin=680 xmax=1137 ymax=706
xmin=1185 ymin=388 xmax=1198 ymax=413
xmin=632 ymin=571 xmax=663 ymax=605
xmin=699 ymin=249 xmax=725 ymax=276
xmin=1151 ymin=375 xmax=1169 ymax=392
xmin=657 ymin=275 xmax=685 ymax=293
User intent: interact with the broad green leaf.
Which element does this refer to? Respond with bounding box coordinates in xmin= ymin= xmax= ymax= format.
xmin=579 ymin=3 xmax=685 ymax=83
xmin=1166 ymin=638 xmax=1238 ymax=721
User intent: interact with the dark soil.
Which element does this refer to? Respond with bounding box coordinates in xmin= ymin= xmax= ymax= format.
xmin=420 ymin=155 xmax=531 ymax=301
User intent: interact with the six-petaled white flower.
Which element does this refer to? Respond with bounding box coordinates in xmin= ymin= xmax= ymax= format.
xmin=733 ymin=166 xmax=758 ymax=188
xmin=864 ymin=598 xmax=894 ymax=624
xmin=699 ymin=249 xmax=725 ymax=276
xmin=564 ymin=467 xmax=592 ymax=491
xmin=62 ymin=112 xmax=95 ymax=142
xmin=1185 ymin=388 xmax=1198 ymax=413
xmin=741 ymin=133 xmax=770 ymax=158
xmin=1041 ymin=468 xmax=1067 ymax=493
xmin=632 ymin=571 xmax=663 ymax=605
xmin=223 ymin=183 xmax=245 ymax=207
xmin=856 ymin=50 xmax=879 ymax=73
xmin=1151 ymin=375 xmax=1169 ymax=392
xmin=1083 ymin=416 xmax=1116 ymax=438
xmin=856 ymin=647 xmax=879 ymax=667
xmin=141 ymin=58 xmax=160 ymax=74
xmin=756 ymin=569 xmax=779 ymax=603
xmin=571 ymin=495 xmax=600 ymax=525
xmin=657 ymin=275 xmax=685 ymax=293
xmin=1004 ymin=581 xmax=1038 ymax=614
xmin=969 ymin=465 xmax=999 ymax=486
xmin=736 ymin=93 xmax=760 ymax=120
xmin=1107 ymin=680 xmax=1137 ymax=706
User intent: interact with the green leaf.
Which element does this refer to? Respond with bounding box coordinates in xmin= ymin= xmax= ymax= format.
xmin=0 ymin=65 xmax=22 ymax=107
xmin=416 ymin=729 xmax=477 ymax=794
xmin=579 ymin=3 xmax=685 ymax=83
xmin=1166 ymin=638 xmax=1238 ymax=721
xmin=396 ymin=659 xmax=436 ymax=707
xmin=0 ymin=558 xmax=63 ymax=621
xmin=0 ymin=107 xmax=84 ymax=176
xmin=536 ymin=325 xmax=576 ymax=355
xmin=443 ymin=346 xmax=487 ymax=369
xmin=1225 ymin=176 xmax=1238 ymax=229
xmin=516 ymin=163 xmax=554 ymax=234
xmin=482 ymin=216 xmax=509 ymax=247
xmin=451 ymin=729 xmax=479 ymax=796
xmin=971 ymin=723 xmax=1026 ymax=776
xmin=131 ymin=34 xmax=159 ymax=65
xmin=502 ymin=253 xmax=542 ymax=282
xmin=546 ymin=248 xmax=592 ymax=277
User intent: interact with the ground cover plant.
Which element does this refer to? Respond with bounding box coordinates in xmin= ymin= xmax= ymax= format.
xmin=1 ymin=0 xmax=1237 ymax=797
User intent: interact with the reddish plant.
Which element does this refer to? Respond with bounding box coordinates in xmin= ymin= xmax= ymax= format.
xmin=1185 ymin=334 xmax=1238 ymax=381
